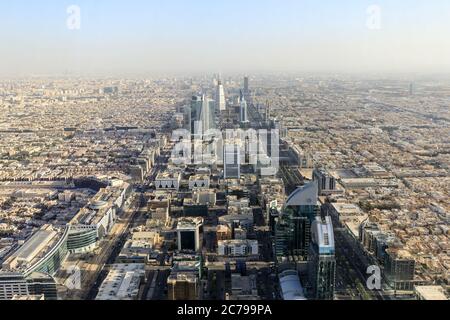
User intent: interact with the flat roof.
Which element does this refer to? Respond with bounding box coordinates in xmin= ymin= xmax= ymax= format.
xmin=415 ymin=286 xmax=448 ymax=300
xmin=331 ymin=203 xmax=363 ymax=215
xmin=96 ymin=264 xmax=145 ymax=300
xmin=14 ymin=229 xmax=57 ymax=263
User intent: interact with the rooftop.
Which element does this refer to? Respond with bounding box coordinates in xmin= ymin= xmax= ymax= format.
xmin=415 ymin=286 xmax=448 ymax=300
xmin=96 ymin=264 xmax=145 ymax=301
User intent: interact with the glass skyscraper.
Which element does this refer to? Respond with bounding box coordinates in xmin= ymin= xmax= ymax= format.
xmin=308 ymin=216 xmax=336 ymax=300
xmin=275 ymin=182 xmax=319 ymax=261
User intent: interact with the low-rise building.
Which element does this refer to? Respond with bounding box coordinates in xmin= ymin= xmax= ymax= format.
xmin=95 ymin=264 xmax=146 ymax=300
xmin=218 ymin=240 xmax=259 ymax=257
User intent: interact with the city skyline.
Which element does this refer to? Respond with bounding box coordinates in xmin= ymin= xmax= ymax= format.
xmin=0 ymin=1 xmax=448 ymax=306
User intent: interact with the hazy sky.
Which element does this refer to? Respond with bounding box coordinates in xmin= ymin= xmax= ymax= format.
xmin=1 ymin=0 xmax=450 ymax=76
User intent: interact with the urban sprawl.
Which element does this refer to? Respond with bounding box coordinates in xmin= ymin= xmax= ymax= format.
xmin=0 ymin=75 xmax=448 ymax=301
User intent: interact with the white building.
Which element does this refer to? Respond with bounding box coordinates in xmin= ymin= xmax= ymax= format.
xmin=279 ymin=270 xmax=307 ymax=300
xmin=239 ymin=91 xmax=249 ymax=123
xmin=155 ymin=172 xmax=181 ymax=191
xmin=215 ymin=80 xmax=226 ymax=112
xmin=188 ymin=174 xmax=210 ymax=190
xmin=218 ymin=240 xmax=259 ymax=257
xmin=95 ymin=264 xmax=146 ymax=300
xmin=415 ymin=286 xmax=448 ymax=300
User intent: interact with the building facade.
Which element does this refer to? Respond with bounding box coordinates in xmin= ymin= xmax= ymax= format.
xmin=275 ymin=183 xmax=320 ymax=261
xmin=308 ymin=216 xmax=336 ymax=300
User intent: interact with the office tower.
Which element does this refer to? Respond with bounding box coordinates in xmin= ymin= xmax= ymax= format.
xmin=312 ymin=168 xmax=336 ymax=196
xmin=239 ymin=90 xmax=248 ymax=123
xmin=187 ymin=94 xmax=215 ymax=136
xmin=244 ymin=76 xmax=249 ymax=99
xmin=177 ymin=218 xmax=203 ymax=252
xmin=215 ymin=79 xmax=226 ymax=112
xmin=308 ymin=216 xmax=336 ymax=300
xmin=224 ymin=140 xmax=241 ymax=179
xmin=199 ymin=94 xmax=211 ymax=134
xmin=185 ymin=95 xmax=202 ymax=134
xmin=275 ymin=182 xmax=319 ymax=261
xmin=167 ymin=272 xmax=199 ymax=300
xmin=384 ymin=249 xmax=416 ymax=291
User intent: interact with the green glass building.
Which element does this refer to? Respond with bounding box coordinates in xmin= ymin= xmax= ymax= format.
xmin=275 ymin=182 xmax=319 ymax=262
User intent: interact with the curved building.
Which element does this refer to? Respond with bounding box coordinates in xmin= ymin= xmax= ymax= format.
xmin=25 ymin=226 xmax=70 ymax=276
xmin=67 ymin=226 xmax=98 ymax=254
xmin=2 ymin=225 xmax=69 ymax=277
xmin=279 ymin=270 xmax=307 ymax=300
xmin=275 ymin=182 xmax=319 ymax=261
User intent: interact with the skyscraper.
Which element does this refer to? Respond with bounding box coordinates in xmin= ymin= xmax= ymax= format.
xmin=189 ymin=94 xmax=215 ymax=136
xmin=186 ymin=95 xmax=202 ymax=134
xmin=313 ymin=168 xmax=336 ymax=196
xmin=308 ymin=216 xmax=336 ymax=300
xmin=215 ymin=79 xmax=226 ymax=112
xmin=244 ymin=76 xmax=249 ymax=95
xmin=239 ymin=90 xmax=248 ymax=123
xmin=275 ymin=182 xmax=320 ymax=261
xmin=200 ymin=94 xmax=211 ymax=134
xmin=224 ymin=140 xmax=241 ymax=179
xmin=384 ymin=249 xmax=416 ymax=291
xmin=265 ymin=100 xmax=271 ymax=123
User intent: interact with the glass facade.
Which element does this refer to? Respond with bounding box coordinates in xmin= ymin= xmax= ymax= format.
xmin=67 ymin=227 xmax=98 ymax=253
xmin=275 ymin=204 xmax=318 ymax=261
xmin=308 ymin=247 xmax=336 ymax=300
xmin=26 ymin=226 xmax=70 ymax=277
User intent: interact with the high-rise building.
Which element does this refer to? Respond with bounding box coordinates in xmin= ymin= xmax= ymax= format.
xmin=244 ymin=76 xmax=250 ymax=101
xmin=199 ymin=94 xmax=211 ymax=134
xmin=0 ymin=272 xmax=57 ymax=300
xmin=186 ymin=95 xmax=215 ymax=136
xmin=265 ymin=100 xmax=271 ymax=123
xmin=177 ymin=218 xmax=203 ymax=252
xmin=239 ymin=90 xmax=248 ymax=123
xmin=312 ymin=168 xmax=337 ymax=196
xmin=167 ymin=272 xmax=199 ymax=300
xmin=275 ymin=182 xmax=319 ymax=261
xmin=215 ymin=79 xmax=226 ymax=112
xmin=308 ymin=216 xmax=336 ymax=300
xmin=185 ymin=95 xmax=202 ymax=134
xmin=384 ymin=249 xmax=416 ymax=291
xmin=224 ymin=140 xmax=242 ymax=179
